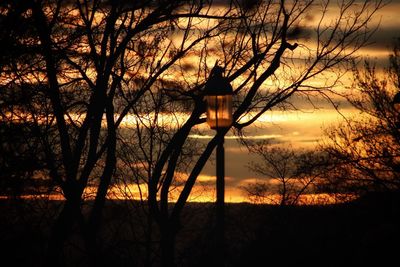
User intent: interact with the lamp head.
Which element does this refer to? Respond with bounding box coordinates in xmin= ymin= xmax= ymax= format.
xmin=204 ymin=66 xmax=233 ymax=96
xmin=204 ymin=66 xmax=233 ymax=130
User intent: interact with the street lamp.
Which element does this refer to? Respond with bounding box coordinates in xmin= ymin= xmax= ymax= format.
xmin=204 ymin=65 xmax=233 ymax=263
xmin=205 ymin=66 xmax=233 ymax=129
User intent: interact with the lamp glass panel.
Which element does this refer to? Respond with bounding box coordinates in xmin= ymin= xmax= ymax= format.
xmin=206 ymin=95 xmax=232 ymax=129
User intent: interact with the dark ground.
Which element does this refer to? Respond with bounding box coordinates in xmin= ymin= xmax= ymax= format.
xmin=0 ymin=191 xmax=399 ymax=267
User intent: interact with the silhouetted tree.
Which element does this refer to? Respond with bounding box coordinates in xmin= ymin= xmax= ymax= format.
xmin=124 ymin=0 xmax=384 ymax=265
xmin=319 ymin=38 xmax=400 ymax=196
xmin=242 ymin=142 xmax=326 ymax=205
xmin=1 ymin=0 xmax=227 ymax=265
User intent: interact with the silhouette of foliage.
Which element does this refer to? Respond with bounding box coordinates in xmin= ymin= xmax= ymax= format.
xmin=243 ymin=141 xmax=327 ymax=205
xmin=320 ymin=39 xmax=400 ymax=195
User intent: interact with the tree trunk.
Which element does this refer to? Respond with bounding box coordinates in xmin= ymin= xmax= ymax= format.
xmin=145 ymin=213 xmax=154 ymax=267
xmin=45 ymin=198 xmax=81 ymax=267
xmin=160 ymin=224 xmax=176 ymax=267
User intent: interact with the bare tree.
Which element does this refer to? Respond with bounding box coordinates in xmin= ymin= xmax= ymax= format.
xmin=130 ymin=0 xmax=385 ymax=265
xmin=319 ymin=38 xmax=400 ymax=195
xmin=1 ymin=0 xmax=229 ymax=265
xmin=242 ymin=141 xmax=326 ymax=205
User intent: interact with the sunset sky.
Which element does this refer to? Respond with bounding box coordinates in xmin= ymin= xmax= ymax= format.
xmin=2 ymin=0 xmax=399 ymax=204
xmin=190 ymin=0 xmax=400 ymax=202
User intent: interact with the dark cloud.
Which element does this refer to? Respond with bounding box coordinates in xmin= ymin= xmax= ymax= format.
xmin=365 ymin=27 xmax=400 ymax=50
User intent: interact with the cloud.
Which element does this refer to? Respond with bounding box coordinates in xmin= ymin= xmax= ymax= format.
xmin=188 ymin=134 xmax=284 ymax=140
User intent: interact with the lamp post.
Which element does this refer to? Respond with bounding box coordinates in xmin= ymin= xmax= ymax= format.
xmin=204 ymin=65 xmax=233 ymax=264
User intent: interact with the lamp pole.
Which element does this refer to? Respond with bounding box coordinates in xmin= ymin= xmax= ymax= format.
xmin=204 ymin=64 xmax=233 ymax=265
xmin=216 ymin=128 xmax=225 ymax=257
